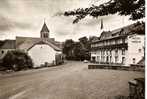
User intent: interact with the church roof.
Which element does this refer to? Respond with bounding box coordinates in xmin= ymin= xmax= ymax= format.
xmin=40 ymin=22 xmax=49 ymax=33
xmin=0 ymin=40 xmax=15 ymax=49
xmin=16 ymin=37 xmax=61 ymax=51
xmin=27 ymin=40 xmax=61 ymax=51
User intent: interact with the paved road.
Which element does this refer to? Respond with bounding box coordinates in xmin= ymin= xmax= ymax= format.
xmin=0 ymin=61 xmax=144 ymax=99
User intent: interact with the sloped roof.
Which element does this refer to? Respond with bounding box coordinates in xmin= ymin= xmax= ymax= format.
xmin=40 ymin=22 xmax=49 ymax=33
xmin=16 ymin=37 xmax=39 ymax=50
xmin=111 ymin=22 xmax=144 ymax=35
xmin=0 ymin=40 xmax=15 ymax=49
xmin=90 ymin=36 xmax=100 ymax=42
xmin=46 ymin=39 xmax=63 ymax=49
xmin=99 ymin=31 xmax=112 ymax=40
xmin=27 ymin=40 xmax=61 ymax=51
xmin=93 ymin=22 xmax=145 ymax=42
xmin=0 ymin=41 xmax=5 ymax=48
xmin=16 ymin=36 xmax=61 ymax=51
xmin=137 ymin=57 xmax=145 ymax=65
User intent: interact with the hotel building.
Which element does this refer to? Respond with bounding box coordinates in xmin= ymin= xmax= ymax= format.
xmin=90 ymin=22 xmax=145 ymax=66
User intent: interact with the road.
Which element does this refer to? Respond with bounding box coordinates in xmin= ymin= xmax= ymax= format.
xmin=0 ymin=61 xmax=144 ymax=99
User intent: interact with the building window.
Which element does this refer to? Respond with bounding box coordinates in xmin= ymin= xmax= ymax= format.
xmin=101 ymin=56 xmax=103 ymax=62
xmin=115 ymin=56 xmax=118 ymax=63
xmin=115 ymin=49 xmax=118 ymax=56
xmin=122 ymin=38 xmax=125 ymax=43
xmin=133 ymin=58 xmax=136 ymax=64
xmin=115 ymin=39 xmax=118 ymax=44
xmin=97 ymin=56 xmax=100 ymax=62
xmin=106 ymin=50 xmax=108 ymax=55
xmin=102 ymin=51 xmax=104 ymax=55
xmin=138 ymin=49 xmax=141 ymax=53
xmin=110 ymin=56 xmax=112 ymax=63
xmin=110 ymin=50 xmax=112 ymax=55
xmin=92 ymin=57 xmax=96 ymax=62
xmin=122 ymin=49 xmax=125 ymax=55
xmin=106 ymin=56 xmax=109 ymax=63
xmin=122 ymin=57 xmax=125 ymax=64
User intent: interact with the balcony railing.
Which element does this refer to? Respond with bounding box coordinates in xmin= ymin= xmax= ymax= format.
xmin=91 ymin=43 xmax=128 ymax=51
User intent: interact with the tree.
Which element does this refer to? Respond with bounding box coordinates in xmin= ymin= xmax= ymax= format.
xmin=73 ymin=42 xmax=90 ymax=61
xmin=64 ymin=0 xmax=145 ymax=23
xmin=62 ymin=39 xmax=75 ymax=59
xmin=79 ymin=36 xmax=89 ymax=49
xmin=63 ymin=38 xmax=91 ymax=60
xmin=130 ymin=21 xmax=145 ymax=34
xmin=2 ymin=50 xmax=33 ymax=71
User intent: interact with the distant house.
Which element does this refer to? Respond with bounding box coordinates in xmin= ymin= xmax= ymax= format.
xmin=90 ymin=22 xmax=145 ymax=66
xmin=0 ymin=22 xmax=63 ymax=67
xmin=0 ymin=40 xmax=15 ymax=60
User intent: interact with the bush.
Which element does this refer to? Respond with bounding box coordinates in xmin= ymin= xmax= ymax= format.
xmin=2 ymin=50 xmax=33 ymax=71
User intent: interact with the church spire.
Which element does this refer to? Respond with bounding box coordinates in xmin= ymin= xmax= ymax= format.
xmin=40 ymin=21 xmax=50 ymax=39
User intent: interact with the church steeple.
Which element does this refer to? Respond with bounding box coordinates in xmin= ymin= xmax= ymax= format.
xmin=40 ymin=21 xmax=50 ymax=39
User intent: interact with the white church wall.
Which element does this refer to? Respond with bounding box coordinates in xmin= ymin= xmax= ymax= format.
xmin=28 ymin=44 xmax=57 ymax=68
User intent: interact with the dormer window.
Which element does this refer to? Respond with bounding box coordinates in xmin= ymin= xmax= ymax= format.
xmin=119 ymin=29 xmax=124 ymax=35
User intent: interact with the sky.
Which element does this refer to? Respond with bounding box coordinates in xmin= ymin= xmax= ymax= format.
xmin=0 ymin=0 xmax=138 ymax=41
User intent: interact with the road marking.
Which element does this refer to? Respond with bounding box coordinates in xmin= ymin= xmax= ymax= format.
xmin=9 ymin=89 xmax=28 ymax=99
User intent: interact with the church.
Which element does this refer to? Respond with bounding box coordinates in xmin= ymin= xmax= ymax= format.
xmin=0 ymin=22 xmax=63 ymax=67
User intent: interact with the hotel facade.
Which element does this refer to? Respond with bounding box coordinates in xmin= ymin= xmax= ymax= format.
xmin=90 ymin=22 xmax=145 ymax=66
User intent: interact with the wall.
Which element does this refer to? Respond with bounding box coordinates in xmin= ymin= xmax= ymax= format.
xmin=91 ymin=34 xmax=145 ymax=66
xmin=127 ymin=34 xmax=144 ymax=65
xmin=91 ymin=48 xmax=128 ymax=65
xmin=28 ymin=44 xmax=57 ymax=67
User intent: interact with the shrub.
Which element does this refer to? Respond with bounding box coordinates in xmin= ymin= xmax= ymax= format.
xmin=2 ymin=50 xmax=33 ymax=71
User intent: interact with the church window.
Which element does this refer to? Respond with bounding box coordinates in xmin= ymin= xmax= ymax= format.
xmin=133 ymin=58 xmax=136 ymax=64
xmin=43 ymin=33 xmax=48 ymax=38
xmin=1 ymin=50 xmax=4 ymax=54
xmin=138 ymin=49 xmax=141 ymax=53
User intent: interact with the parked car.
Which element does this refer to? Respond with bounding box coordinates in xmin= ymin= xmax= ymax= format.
xmin=83 ymin=60 xmax=88 ymax=63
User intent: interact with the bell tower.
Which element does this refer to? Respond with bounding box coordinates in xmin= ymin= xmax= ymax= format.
xmin=40 ymin=21 xmax=50 ymax=39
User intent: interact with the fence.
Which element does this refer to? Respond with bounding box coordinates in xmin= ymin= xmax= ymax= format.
xmin=88 ymin=64 xmax=144 ymax=72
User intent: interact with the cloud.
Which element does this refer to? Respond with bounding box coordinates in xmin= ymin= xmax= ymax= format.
xmin=53 ymin=12 xmax=64 ymax=17
xmin=0 ymin=15 xmax=33 ymax=32
xmin=0 ymin=0 xmax=136 ymax=41
xmin=0 ymin=1 xmax=11 ymax=10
